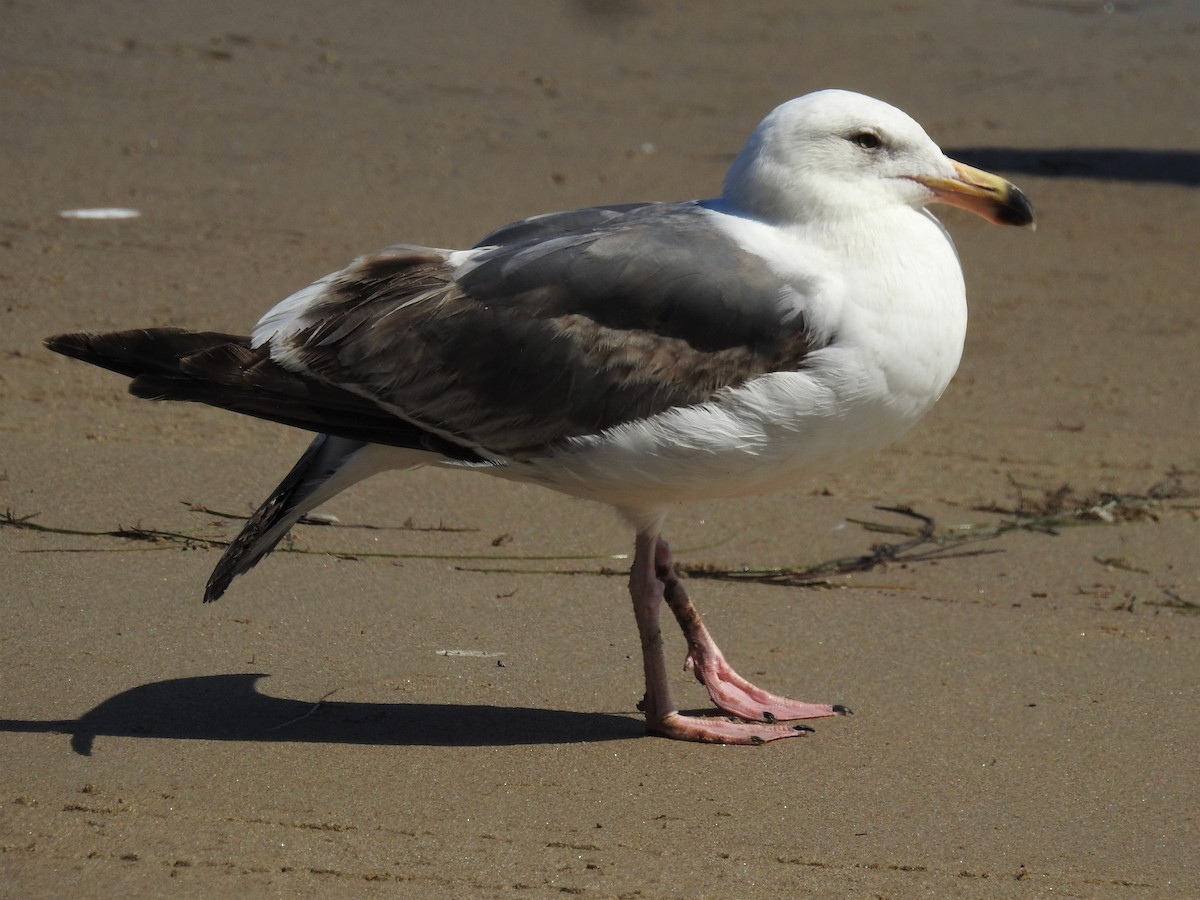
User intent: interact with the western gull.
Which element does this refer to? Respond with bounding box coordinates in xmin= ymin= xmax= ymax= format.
xmin=46 ymin=89 xmax=1034 ymax=744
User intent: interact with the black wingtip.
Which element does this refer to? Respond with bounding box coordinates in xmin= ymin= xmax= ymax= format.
xmin=44 ymin=332 xmax=91 ymax=359
xmin=204 ymin=559 xmax=238 ymax=603
xmin=45 ymin=331 xmax=153 ymax=384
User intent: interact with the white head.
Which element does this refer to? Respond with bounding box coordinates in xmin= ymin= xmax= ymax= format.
xmin=722 ymin=89 xmax=1033 ymax=229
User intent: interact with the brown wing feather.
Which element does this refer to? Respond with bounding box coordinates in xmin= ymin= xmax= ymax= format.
xmin=274 ymin=206 xmax=822 ymax=456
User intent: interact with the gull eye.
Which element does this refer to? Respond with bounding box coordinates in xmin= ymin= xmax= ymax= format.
xmin=852 ymin=130 xmax=882 ymax=150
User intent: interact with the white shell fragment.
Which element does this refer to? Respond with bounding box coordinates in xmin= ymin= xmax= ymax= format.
xmin=58 ymin=208 xmax=142 ymax=220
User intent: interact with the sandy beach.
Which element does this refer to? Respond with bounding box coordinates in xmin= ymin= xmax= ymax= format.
xmin=3 ymin=1 xmax=1199 ymax=895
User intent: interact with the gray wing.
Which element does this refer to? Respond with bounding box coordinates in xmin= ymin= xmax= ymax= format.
xmin=274 ymin=202 xmax=821 ymax=457
xmin=472 ymin=202 xmax=656 ymax=248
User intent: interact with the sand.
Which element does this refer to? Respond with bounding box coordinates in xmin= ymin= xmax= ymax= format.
xmin=3 ymin=1 xmax=1199 ymax=896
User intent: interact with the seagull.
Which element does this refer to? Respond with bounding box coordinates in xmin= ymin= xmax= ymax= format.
xmin=46 ymin=89 xmax=1033 ymax=744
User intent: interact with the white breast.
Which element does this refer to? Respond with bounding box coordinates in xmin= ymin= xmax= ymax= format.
xmin=492 ymin=206 xmax=968 ymax=518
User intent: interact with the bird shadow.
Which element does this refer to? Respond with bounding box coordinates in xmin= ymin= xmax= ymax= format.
xmin=0 ymin=673 xmax=644 ymax=755
xmin=946 ymin=147 xmax=1200 ymax=187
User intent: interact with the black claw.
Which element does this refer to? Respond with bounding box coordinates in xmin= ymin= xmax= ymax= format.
xmin=832 ymin=704 xmax=854 ymax=715
xmin=762 ymin=711 xmax=777 ymax=723
xmin=793 ymin=724 xmax=816 ymax=733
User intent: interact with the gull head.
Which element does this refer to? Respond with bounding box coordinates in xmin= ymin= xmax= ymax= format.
xmin=722 ymin=89 xmax=1034 ymax=229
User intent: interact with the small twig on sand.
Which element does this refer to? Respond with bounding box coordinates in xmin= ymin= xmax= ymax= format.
xmin=182 ymin=502 xmax=479 ymax=533
xmin=2 ymin=508 xmax=227 ymax=549
xmin=676 ymin=505 xmax=1002 ymax=588
xmin=266 ymin=688 xmax=340 ymax=732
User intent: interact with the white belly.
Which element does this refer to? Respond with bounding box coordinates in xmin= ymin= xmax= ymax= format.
xmin=459 ymin=206 xmax=968 ymax=520
xmin=501 ymin=355 xmax=932 ymax=511
xmin=514 ymin=220 xmax=965 ymax=515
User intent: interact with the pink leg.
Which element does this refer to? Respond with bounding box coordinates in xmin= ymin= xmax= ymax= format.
xmin=656 ymin=536 xmax=850 ymax=724
xmin=629 ymin=530 xmax=832 ymax=744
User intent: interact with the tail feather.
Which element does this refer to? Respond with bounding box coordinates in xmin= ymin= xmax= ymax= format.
xmin=45 ymin=328 xmax=485 ymax=461
xmin=206 ymin=435 xmax=386 ymax=602
xmin=45 ymin=327 xmax=479 ymax=601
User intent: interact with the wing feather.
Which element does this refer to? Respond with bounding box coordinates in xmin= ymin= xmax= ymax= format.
xmin=267 ymin=203 xmax=823 ymax=456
